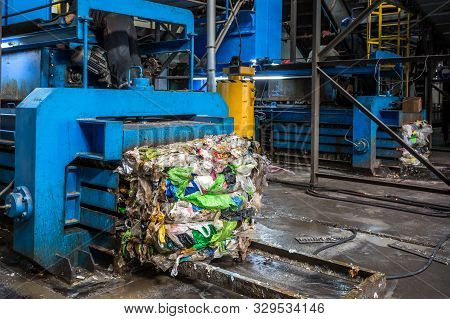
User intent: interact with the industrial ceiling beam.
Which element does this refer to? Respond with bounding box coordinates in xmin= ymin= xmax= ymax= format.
xmin=290 ymin=0 xmax=297 ymax=62
xmin=319 ymin=0 xmax=383 ymax=58
xmin=182 ymin=0 xmax=226 ymax=10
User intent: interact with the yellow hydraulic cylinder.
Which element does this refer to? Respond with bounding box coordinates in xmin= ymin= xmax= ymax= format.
xmin=217 ymin=66 xmax=256 ymax=139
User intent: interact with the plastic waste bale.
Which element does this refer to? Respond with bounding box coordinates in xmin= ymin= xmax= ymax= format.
xmin=115 ymin=135 xmax=268 ymax=275
xmin=400 ymin=120 xmax=433 ymax=166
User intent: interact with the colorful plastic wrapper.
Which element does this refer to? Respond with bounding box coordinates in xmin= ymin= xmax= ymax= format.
xmin=115 ymin=135 xmax=268 ymax=275
xmin=400 ymin=120 xmax=433 ymax=166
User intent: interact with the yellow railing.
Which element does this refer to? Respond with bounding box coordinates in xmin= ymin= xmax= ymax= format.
xmin=367 ymin=1 xmax=411 ymax=96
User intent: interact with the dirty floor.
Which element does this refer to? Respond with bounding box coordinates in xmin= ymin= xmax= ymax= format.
xmin=0 ymin=167 xmax=449 ymax=299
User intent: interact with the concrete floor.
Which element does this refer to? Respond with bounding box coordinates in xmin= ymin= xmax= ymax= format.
xmin=0 ymin=167 xmax=449 ymax=299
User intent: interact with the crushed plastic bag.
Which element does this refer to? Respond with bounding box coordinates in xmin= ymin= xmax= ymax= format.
xmin=400 ymin=120 xmax=432 ymax=166
xmin=116 ymin=134 xmax=268 ymax=275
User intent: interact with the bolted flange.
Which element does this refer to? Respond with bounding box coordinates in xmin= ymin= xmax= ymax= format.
xmin=5 ymin=186 xmax=33 ymax=222
xmin=354 ymin=138 xmax=370 ymax=153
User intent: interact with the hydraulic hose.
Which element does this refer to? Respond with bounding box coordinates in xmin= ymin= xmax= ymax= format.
xmin=313 ymin=229 xmax=357 ymax=255
xmin=387 ymin=234 xmax=450 ymax=280
xmin=0 ymin=180 xmax=14 ymax=198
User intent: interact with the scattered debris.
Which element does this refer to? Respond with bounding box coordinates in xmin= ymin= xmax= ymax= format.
xmin=116 ymin=135 xmax=268 ymax=275
xmin=349 ymin=266 xmax=360 ymax=278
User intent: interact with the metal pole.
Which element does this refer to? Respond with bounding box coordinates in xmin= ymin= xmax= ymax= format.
xmin=197 ymin=0 xmax=245 ymax=68
xmin=226 ymin=0 xmax=229 ymax=19
xmin=189 ymin=33 xmax=195 ymax=90
xmin=318 ymin=67 xmax=450 ymax=186
xmin=82 ymin=17 xmax=89 ymax=89
xmin=319 ymin=0 xmax=382 ymax=58
xmin=310 ymin=0 xmax=321 ymax=186
xmin=290 ymin=0 xmax=297 ymax=62
xmin=207 ymin=0 xmax=217 ymax=92
xmin=215 ymin=0 xmax=245 ymax=54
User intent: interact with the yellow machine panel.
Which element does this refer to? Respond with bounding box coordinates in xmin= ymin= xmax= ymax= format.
xmin=218 ymin=67 xmax=256 ymax=139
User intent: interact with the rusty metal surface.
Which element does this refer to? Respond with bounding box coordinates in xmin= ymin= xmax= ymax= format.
xmin=178 ymin=240 xmax=385 ymax=299
xmin=178 ymin=262 xmax=302 ymax=299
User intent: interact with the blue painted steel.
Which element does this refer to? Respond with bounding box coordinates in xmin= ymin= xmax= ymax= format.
xmin=352 ymin=96 xmax=399 ymax=171
xmin=2 ymin=0 xmax=51 ymax=26
xmin=256 ymin=102 xmax=406 ymax=167
xmin=0 ymin=0 xmax=234 ymax=277
xmin=65 ymin=166 xmax=81 ymax=225
xmin=80 ymin=208 xmax=116 ymax=234
xmin=7 ymin=87 xmax=231 ymax=274
xmin=122 ymin=120 xmax=232 ymax=150
xmin=2 ymin=0 xmax=196 ymax=79
xmin=0 ymin=152 xmax=15 ymax=168
xmin=81 ymin=17 xmax=91 ymax=89
xmin=0 ymin=169 xmax=14 ymax=184
xmin=81 ymin=187 xmax=117 ymax=211
xmin=1 ymin=50 xmax=48 ymax=100
xmin=79 ymin=167 xmax=119 ymax=189
xmin=195 ymin=0 xmax=282 ymax=64
xmin=76 ymin=0 xmax=194 ymax=38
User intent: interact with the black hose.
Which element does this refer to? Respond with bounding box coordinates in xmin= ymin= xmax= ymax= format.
xmin=305 ymin=188 xmax=450 ymax=218
xmin=386 ymin=234 xmax=450 ymax=280
xmin=269 ymin=178 xmax=450 ymax=213
xmin=313 ymin=229 xmax=357 ymax=255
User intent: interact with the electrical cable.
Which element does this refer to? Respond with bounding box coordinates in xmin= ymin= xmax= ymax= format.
xmin=386 ymin=234 xmax=450 ymax=280
xmin=344 ymin=126 xmax=358 ymax=147
xmin=373 ymin=55 xmax=430 ymax=94
xmin=258 ymin=80 xmax=268 ymax=106
xmin=313 ymin=229 xmax=357 ymax=255
xmin=0 ymin=180 xmax=14 ymax=198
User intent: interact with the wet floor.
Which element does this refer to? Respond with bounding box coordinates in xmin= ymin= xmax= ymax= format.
xmin=0 ymin=167 xmax=449 ymax=298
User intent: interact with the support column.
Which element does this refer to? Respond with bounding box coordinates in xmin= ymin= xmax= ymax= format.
xmin=207 ymin=0 xmax=217 ymax=92
xmin=290 ymin=0 xmax=297 ymax=62
xmin=310 ymin=0 xmax=321 ymax=186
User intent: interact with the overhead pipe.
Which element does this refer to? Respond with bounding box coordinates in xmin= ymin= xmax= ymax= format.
xmin=207 ymin=0 xmax=216 ymax=92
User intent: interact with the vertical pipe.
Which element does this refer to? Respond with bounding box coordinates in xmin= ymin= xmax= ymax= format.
xmin=225 ymin=0 xmax=229 ymax=20
xmin=82 ymin=18 xmax=89 ymax=89
xmin=290 ymin=0 xmax=297 ymax=62
xmin=310 ymin=0 xmax=321 ymax=186
xmin=189 ymin=33 xmax=194 ymax=90
xmin=207 ymin=0 xmax=216 ymax=92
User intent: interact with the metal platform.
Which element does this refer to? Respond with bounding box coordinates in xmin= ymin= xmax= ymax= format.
xmin=178 ymin=240 xmax=386 ymax=299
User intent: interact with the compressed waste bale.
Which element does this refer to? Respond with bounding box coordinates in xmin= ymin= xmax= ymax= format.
xmin=115 ymin=135 xmax=268 ymax=275
xmin=400 ymin=120 xmax=432 ymax=166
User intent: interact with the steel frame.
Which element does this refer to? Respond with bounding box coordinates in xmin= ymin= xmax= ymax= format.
xmin=309 ymin=0 xmax=450 ymax=190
